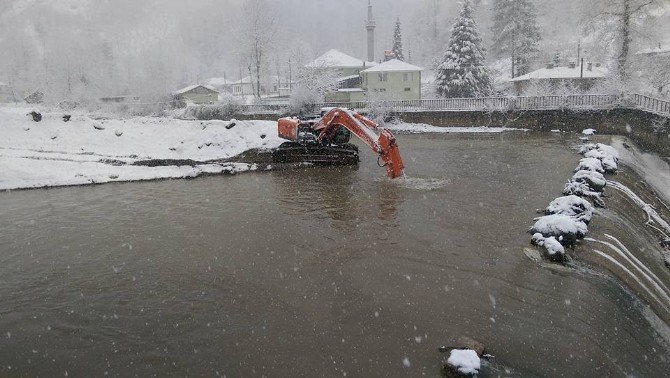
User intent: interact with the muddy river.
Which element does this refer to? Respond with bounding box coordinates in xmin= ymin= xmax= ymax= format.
xmin=1 ymin=132 xmax=668 ymax=376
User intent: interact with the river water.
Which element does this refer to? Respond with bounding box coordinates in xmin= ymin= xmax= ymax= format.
xmin=1 ymin=132 xmax=668 ymax=376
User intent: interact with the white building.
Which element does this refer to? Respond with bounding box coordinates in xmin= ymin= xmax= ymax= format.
xmin=509 ymin=62 xmax=609 ymax=94
xmin=360 ymin=59 xmax=423 ymax=101
xmin=229 ymin=75 xmax=290 ymax=98
xmin=173 ymin=84 xmax=219 ymax=104
xmin=205 ymin=77 xmax=231 ymax=93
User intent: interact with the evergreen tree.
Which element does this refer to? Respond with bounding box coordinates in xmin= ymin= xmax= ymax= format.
xmin=391 ymin=18 xmax=405 ymax=61
xmin=435 ymin=0 xmax=492 ymax=98
xmin=491 ymin=0 xmax=542 ymax=78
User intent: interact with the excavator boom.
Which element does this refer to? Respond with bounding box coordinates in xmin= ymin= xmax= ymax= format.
xmin=278 ymin=108 xmax=405 ymax=178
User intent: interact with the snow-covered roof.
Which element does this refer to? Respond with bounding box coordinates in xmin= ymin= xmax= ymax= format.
xmin=231 ymin=75 xmax=286 ymax=85
xmin=206 ymin=77 xmax=229 ymax=87
xmin=337 ymin=74 xmax=361 ymax=82
xmin=509 ymin=65 xmax=608 ymax=82
xmin=174 ymin=84 xmax=219 ymax=95
xmin=305 ymin=49 xmax=377 ymax=68
xmin=361 ymin=59 xmax=423 ymax=73
xmin=337 ymin=88 xmax=364 ymax=93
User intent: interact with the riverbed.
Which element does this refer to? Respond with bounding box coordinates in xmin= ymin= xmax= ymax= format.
xmin=1 ymin=132 xmax=668 ymax=376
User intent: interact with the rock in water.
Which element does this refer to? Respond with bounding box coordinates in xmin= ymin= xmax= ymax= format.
xmin=545 ymin=195 xmax=594 ymax=224
xmin=115 ymin=130 xmax=123 ymax=137
xmin=529 ymin=214 xmax=588 ymax=247
xmin=455 ymin=336 xmax=485 ymax=356
xmin=531 ymin=233 xmax=566 ymax=262
xmin=571 ymin=170 xmax=607 ymax=192
xmin=93 ymin=122 xmax=105 ymax=130
xmin=63 ymin=114 xmax=71 ymax=122
xmin=575 ymin=157 xmax=604 ymax=173
xmin=582 ymin=128 xmax=596 ymax=135
xmin=445 ymin=349 xmax=481 ymax=376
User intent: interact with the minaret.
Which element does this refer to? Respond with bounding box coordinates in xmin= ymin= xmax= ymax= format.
xmin=366 ymin=0 xmax=376 ymax=62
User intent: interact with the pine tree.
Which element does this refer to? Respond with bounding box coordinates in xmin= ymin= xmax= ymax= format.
xmin=435 ymin=0 xmax=492 ymax=98
xmin=391 ymin=18 xmax=405 ymax=61
xmin=491 ymin=0 xmax=542 ymax=78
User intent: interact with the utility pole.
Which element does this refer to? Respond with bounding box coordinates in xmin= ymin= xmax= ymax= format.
xmin=577 ymin=40 xmax=581 ymax=62
xmin=288 ymin=58 xmax=292 ymax=93
xmin=580 ymin=57 xmax=584 ymax=79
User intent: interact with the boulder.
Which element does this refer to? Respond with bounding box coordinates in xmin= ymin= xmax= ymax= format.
xmin=546 ymin=195 xmax=595 ymax=224
xmin=571 ymin=170 xmax=607 ymax=192
xmin=575 ymin=158 xmax=604 ymax=173
xmin=531 ymin=233 xmax=566 ymax=262
xmin=529 ymin=214 xmax=588 ymax=247
xmin=445 ymin=349 xmax=481 ymax=377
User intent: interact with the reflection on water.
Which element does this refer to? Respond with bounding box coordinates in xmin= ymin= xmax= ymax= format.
xmin=0 ymin=132 xmax=668 ymax=377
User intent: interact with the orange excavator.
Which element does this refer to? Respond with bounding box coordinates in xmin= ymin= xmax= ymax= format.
xmin=277 ymin=108 xmax=405 ymax=178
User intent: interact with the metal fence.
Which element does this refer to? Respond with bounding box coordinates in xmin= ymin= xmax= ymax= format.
xmin=632 ymin=94 xmax=670 ymax=116
xmin=197 ymin=93 xmax=670 ymax=118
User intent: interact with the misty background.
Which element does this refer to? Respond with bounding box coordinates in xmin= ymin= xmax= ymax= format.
xmin=1 ymin=0 xmax=669 ymax=102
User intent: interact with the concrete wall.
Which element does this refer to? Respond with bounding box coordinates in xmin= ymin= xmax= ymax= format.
xmin=395 ymin=109 xmax=670 ymax=156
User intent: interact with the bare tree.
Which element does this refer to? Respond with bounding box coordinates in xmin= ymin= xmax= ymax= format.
xmin=584 ymin=0 xmax=661 ymax=80
xmin=240 ymin=0 xmax=277 ymax=99
xmin=289 ymin=65 xmax=338 ymax=115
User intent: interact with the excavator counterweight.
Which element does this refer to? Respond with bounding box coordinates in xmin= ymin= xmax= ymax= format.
xmin=277 ymin=108 xmax=405 ymax=178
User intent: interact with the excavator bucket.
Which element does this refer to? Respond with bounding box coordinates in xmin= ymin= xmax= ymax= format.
xmin=379 ymin=130 xmax=405 ymax=179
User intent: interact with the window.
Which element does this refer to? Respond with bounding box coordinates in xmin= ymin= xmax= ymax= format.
xmin=378 ymin=73 xmax=388 ymax=82
xmin=404 ymin=87 xmax=411 ymax=92
xmin=379 ymin=88 xmax=386 ymax=92
xmin=403 ymin=73 xmax=413 ymax=82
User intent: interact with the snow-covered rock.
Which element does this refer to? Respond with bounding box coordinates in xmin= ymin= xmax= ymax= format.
xmin=580 ymin=143 xmax=619 ymax=173
xmin=530 ymin=214 xmax=588 ymax=246
xmin=531 ymin=233 xmax=566 ymax=262
xmin=563 ymin=181 xmax=605 ymax=207
xmin=546 ymin=195 xmax=595 ymax=223
xmin=572 ymin=170 xmax=607 ymax=192
xmin=582 ymin=128 xmax=596 ymax=135
xmin=575 ymin=157 xmax=604 ymax=173
xmin=446 ymin=349 xmax=481 ymax=376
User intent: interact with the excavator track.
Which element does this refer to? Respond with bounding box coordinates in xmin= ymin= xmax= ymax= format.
xmin=272 ymin=142 xmax=359 ymax=166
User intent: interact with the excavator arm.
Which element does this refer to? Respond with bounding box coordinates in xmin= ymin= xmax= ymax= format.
xmin=278 ymin=108 xmax=405 ymax=178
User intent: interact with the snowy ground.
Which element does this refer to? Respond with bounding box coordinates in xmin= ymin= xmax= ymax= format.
xmin=0 ymin=104 xmax=283 ymax=190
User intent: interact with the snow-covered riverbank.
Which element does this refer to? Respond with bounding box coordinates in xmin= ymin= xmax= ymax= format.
xmin=0 ymin=105 xmax=283 ymax=190
xmin=0 ymin=104 xmax=536 ymax=191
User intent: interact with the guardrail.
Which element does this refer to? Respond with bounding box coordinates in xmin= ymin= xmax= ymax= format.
xmin=194 ymin=93 xmax=670 ymax=118
xmin=632 ymin=94 xmax=670 ymax=116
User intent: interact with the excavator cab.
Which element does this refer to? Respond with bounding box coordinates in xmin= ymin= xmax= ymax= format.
xmin=277 ymin=108 xmax=405 ymax=178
